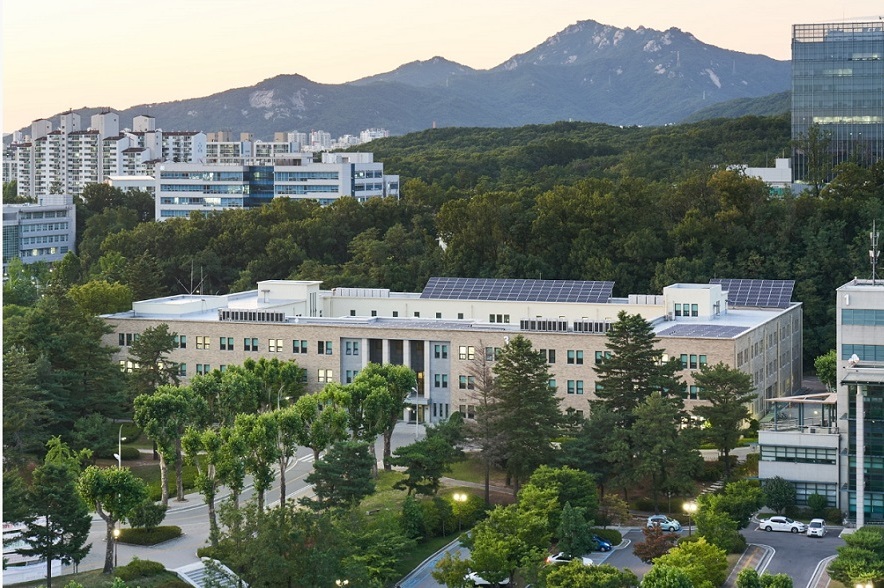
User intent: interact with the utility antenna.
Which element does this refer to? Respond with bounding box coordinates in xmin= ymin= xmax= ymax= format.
xmin=871 ymin=220 xmax=880 ymax=285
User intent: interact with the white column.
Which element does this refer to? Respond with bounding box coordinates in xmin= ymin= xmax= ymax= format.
xmin=382 ymin=339 xmax=390 ymax=364
xmin=403 ymin=340 xmax=411 ymax=369
xmin=423 ymin=343 xmax=432 ymax=399
xmin=361 ymin=338 xmax=369 ymax=368
xmin=856 ymin=385 xmax=865 ymax=528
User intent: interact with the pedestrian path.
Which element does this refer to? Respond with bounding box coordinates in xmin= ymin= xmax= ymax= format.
xmin=722 ymin=544 xmax=774 ymax=588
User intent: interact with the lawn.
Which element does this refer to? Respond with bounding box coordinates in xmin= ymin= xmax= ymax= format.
xmin=8 ymin=569 xmax=187 ymax=588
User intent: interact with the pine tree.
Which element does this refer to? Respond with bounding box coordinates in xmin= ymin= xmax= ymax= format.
xmin=487 ymin=334 xmax=564 ymax=493
xmin=19 ymin=463 xmax=92 ymax=587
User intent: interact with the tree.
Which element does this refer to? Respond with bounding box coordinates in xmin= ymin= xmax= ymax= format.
xmin=827 ymin=526 xmax=884 ymax=586
xmin=3 ymin=470 xmax=31 ymax=524
xmin=182 ymin=426 xmax=227 ymax=545
xmin=632 ymin=392 xmax=701 ymax=511
xmin=738 ymin=570 xmax=795 ymax=588
xmin=464 ymin=341 xmax=500 ymax=506
xmin=653 ymin=537 xmax=728 ymax=588
xmin=272 ymin=405 xmax=304 ymax=504
xmin=301 ymin=440 xmax=375 ymax=512
xmin=77 ymin=466 xmax=149 ymax=573
xmin=487 ymin=334 xmax=564 ymax=492
xmin=71 ymin=413 xmax=115 ymax=464
xmin=545 ymin=562 xmax=638 ymax=588
xmin=524 ymin=465 xmax=599 ymax=534
xmin=230 ymin=411 xmax=280 ymax=511
xmin=641 ymin=565 xmax=694 ymax=588
xmin=632 ymin=525 xmax=680 ymax=563
xmin=241 ymin=356 xmax=306 ymax=413
xmin=353 ymin=363 xmax=417 ymax=470
xmin=814 ymin=350 xmax=837 ymax=391
xmin=2 ymin=346 xmax=50 ymax=464
xmin=597 ymin=494 xmax=631 ymax=528
xmin=291 ymin=389 xmax=349 ymax=461
xmin=762 ymin=476 xmax=796 ymax=514
xmin=558 ymin=405 xmax=621 ymax=497
xmin=67 ymin=280 xmax=132 ymax=316
xmin=793 ymin=122 xmax=832 ymax=196
xmin=127 ymin=324 xmax=180 ymax=399
xmin=465 ymin=502 xmax=551 ymax=585
xmin=593 ymin=311 xmax=684 ymax=426
xmin=692 ymin=362 xmax=755 ymax=479
xmin=715 ymin=480 xmax=763 ymax=529
xmin=556 ymin=502 xmax=595 ymax=558
xmin=694 ymin=495 xmax=746 ymax=553
xmin=133 ymin=385 xmax=207 ymax=505
xmin=18 ymin=462 xmax=92 ymax=587
xmin=391 ymin=434 xmax=460 ymax=496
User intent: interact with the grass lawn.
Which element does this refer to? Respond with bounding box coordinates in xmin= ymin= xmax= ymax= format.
xmin=445 ymin=454 xmax=508 ymax=487
xmin=8 ymin=569 xmax=187 ymax=588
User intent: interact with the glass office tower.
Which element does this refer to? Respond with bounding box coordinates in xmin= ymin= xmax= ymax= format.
xmin=791 ymin=22 xmax=884 ymax=182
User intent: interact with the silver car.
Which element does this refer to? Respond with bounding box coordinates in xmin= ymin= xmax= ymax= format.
xmin=647 ymin=514 xmax=682 ymax=532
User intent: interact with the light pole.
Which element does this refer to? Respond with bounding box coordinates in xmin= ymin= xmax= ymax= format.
xmin=113 ymin=424 xmax=124 ymax=469
xmin=683 ymin=501 xmax=697 ymax=537
xmin=113 ymin=527 xmax=121 ymax=568
xmin=453 ymin=492 xmax=468 ymax=532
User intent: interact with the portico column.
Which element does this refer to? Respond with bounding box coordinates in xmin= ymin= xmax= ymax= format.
xmin=361 ymin=338 xmax=369 ymax=368
xmin=382 ymin=339 xmax=390 ymax=364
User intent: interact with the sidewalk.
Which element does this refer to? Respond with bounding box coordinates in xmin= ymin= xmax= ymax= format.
xmin=722 ymin=544 xmax=773 ymax=588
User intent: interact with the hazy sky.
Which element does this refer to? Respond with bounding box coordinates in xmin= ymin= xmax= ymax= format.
xmin=2 ymin=0 xmax=882 ymax=132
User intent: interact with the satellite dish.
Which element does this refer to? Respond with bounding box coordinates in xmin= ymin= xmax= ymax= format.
xmin=848 ymin=354 xmax=861 ymax=367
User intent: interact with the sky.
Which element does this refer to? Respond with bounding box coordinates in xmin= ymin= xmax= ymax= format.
xmin=2 ymin=0 xmax=883 ymax=133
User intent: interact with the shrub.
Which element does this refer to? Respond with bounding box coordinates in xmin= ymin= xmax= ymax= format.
xmin=807 ymin=493 xmax=828 ymax=518
xmin=120 ymin=446 xmax=141 ymax=460
xmin=128 ymin=500 xmax=167 ymax=529
xmin=699 ymin=460 xmax=725 ymax=483
xmin=113 ymin=557 xmax=165 ymax=581
xmin=591 ymin=528 xmax=622 ymax=547
xmin=824 ymin=508 xmax=844 ymax=525
xmin=119 ymin=525 xmax=181 ymax=545
xmin=197 ymin=546 xmax=218 ymax=559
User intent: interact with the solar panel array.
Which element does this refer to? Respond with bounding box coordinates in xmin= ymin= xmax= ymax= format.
xmin=658 ymin=324 xmax=749 ymax=339
xmin=710 ymin=279 xmax=795 ymax=308
xmin=420 ymin=277 xmax=615 ymax=303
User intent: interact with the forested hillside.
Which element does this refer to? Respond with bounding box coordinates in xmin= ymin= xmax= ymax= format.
xmin=6 ymin=115 xmax=883 ymax=387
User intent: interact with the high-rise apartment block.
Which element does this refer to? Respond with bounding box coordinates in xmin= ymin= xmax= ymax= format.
xmin=791 ymin=21 xmax=884 ymax=182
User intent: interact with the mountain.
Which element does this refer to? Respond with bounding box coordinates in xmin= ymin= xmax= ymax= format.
xmin=681 ymin=91 xmax=791 ymax=123
xmin=16 ymin=19 xmax=790 ymax=139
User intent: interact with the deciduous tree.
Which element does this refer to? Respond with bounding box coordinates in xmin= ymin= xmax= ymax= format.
xmin=762 ymin=476 xmax=796 ymax=515
xmin=652 ymin=537 xmax=728 ymax=588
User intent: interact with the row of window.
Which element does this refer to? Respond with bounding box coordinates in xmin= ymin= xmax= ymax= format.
xmin=843 ymin=308 xmax=884 ymax=326
xmin=760 ymin=445 xmax=837 ymax=465
xmin=843 ymin=344 xmax=884 ymax=362
xmin=674 ymin=303 xmax=699 ymax=317
xmin=186 ymin=336 xmax=335 ymax=355
xmin=21 ymin=222 xmax=70 ymax=232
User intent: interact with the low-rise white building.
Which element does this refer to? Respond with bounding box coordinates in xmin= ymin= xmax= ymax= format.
xmin=2 ymin=194 xmax=76 ymax=272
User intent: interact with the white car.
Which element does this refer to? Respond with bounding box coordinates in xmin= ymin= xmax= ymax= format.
xmin=545 ymin=552 xmax=594 ymax=566
xmin=647 ymin=514 xmax=682 ymax=532
xmin=757 ymin=515 xmax=807 ymax=533
xmin=807 ymin=518 xmax=827 ymax=537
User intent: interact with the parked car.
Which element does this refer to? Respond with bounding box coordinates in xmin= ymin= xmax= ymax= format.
xmin=545 ymin=552 xmax=594 ymax=566
xmin=592 ymin=535 xmax=613 ymax=552
xmin=807 ymin=518 xmax=827 ymax=537
xmin=647 ymin=514 xmax=682 ymax=532
xmin=465 ymin=571 xmax=510 ymax=586
xmin=757 ymin=515 xmax=807 ymax=533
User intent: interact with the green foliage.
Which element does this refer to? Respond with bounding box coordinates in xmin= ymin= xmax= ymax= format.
xmin=3 ymin=470 xmax=31 ymax=523
xmin=556 ymin=502 xmax=596 ymax=557
xmin=67 ymin=280 xmax=133 ymax=315
xmin=813 ymin=350 xmax=837 ymax=391
xmin=525 ymin=465 xmax=599 ymax=529
xmin=806 ymin=493 xmax=828 ymax=518
xmin=827 ymin=526 xmax=884 ymax=585
xmin=760 ymin=574 xmax=794 ymax=588
xmin=127 ymin=501 xmax=168 ymax=530
xmin=71 ymin=413 xmax=115 ymax=463
xmin=400 ymin=495 xmax=425 ymax=539
xmin=302 ymin=440 xmax=375 ymax=511
xmin=391 ymin=434 xmax=460 ymax=496
xmin=694 ymin=496 xmax=747 ymax=553
xmin=418 ymin=496 xmax=454 ymax=538
xmin=824 ymin=507 xmax=844 ymax=525
xmin=545 ymin=562 xmax=639 ymax=588
xmin=641 ymin=565 xmax=694 ymax=588
xmin=762 ymin=476 xmax=796 ymax=515
xmin=653 ymin=537 xmax=728 ymax=588
xmin=119 ymin=446 xmax=142 ymax=460
xmin=737 ymin=568 xmax=763 ymax=588
xmin=591 ymin=528 xmax=623 ymax=547
xmin=2 ymin=346 xmax=51 ymax=464
xmin=633 ymin=525 xmax=680 ymax=563
xmin=117 ymin=526 xmax=182 ymax=546
xmin=113 ymin=558 xmax=166 ymax=581
xmin=713 ymin=480 xmax=764 ymax=529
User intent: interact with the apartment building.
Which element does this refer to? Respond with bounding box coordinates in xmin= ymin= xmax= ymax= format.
xmin=103 ymin=277 xmax=802 ymax=426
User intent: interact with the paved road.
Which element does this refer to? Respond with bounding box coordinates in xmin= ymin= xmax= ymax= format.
xmin=744 ymin=524 xmax=844 ymax=586
xmin=62 ymin=422 xmax=424 ymax=577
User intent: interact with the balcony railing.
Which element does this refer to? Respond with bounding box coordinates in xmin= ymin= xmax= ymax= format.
xmin=760 ymin=417 xmax=838 ymax=434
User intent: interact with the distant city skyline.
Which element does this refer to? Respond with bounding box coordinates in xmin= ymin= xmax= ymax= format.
xmin=3 ymin=0 xmax=882 ymax=133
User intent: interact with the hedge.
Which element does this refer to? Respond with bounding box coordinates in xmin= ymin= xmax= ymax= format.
xmin=114 ymin=558 xmax=165 ymax=581
xmin=119 ymin=525 xmax=182 ymax=545
xmin=592 ymin=528 xmax=623 ymax=547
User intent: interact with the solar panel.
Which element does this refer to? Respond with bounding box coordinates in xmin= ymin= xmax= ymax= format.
xmin=420 ymin=277 xmax=615 ymax=303
xmin=658 ymin=324 xmax=750 ymax=338
xmin=710 ymin=279 xmax=795 ymax=308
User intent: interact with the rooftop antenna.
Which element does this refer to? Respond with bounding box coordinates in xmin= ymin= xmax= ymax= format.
xmin=871 ymin=220 xmax=880 ymax=285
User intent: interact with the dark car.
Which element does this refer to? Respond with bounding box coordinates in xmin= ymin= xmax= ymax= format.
xmin=592 ymin=535 xmax=613 ymax=552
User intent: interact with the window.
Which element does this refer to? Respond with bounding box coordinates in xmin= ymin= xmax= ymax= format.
xmin=371 ymin=310 xmax=378 ymax=317
xmin=350 ymin=310 xmax=356 ymax=316
xmin=567 ymin=350 xmax=584 ymax=365
xmin=488 ymin=314 xmax=510 ymax=323
xmin=760 ymin=445 xmax=836 ymax=465
xmin=220 ymin=337 xmax=234 ymax=351
xmin=458 ymin=346 xmax=476 ymax=360
xmin=119 ymin=360 xmax=136 ymax=373
xmin=548 ymin=379 xmax=557 ymax=389
xmin=690 ymin=354 xmax=698 ymax=369
xmin=567 ymin=380 xmax=584 ymax=394
xmin=178 ymin=364 xmax=187 ymax=377
xmin=685 ymin=385 xmax=699 ymax=400
xmin=345 ymin=341 xmax=360 ymax=356
xmin=485 ymin=347 xmax=501 ymax=362
xmin=317 ymin=369 xmax=334 ymax=383
xmin=414 ymin=312 xmax=420 ymax=318
xmin=244 ymin=337 xmax=259 ymax=352
xmin=540 ymin=349 xmax=556 ymax=364
xmin=219 ymin=365 xmax=227 ymax=372
xmin=318 ymin=341 xmax=332 ymax=355
xmin=434 ymin=374 xmax=449 ymax=388
xmin=268 ymin=339 xmax=283 ymax=352
xmin=674 ymin=303 xmax=682 ymax=317
xmin=699 ymin=355 xmax=707 ymax=368
xmin=196 ymin=364 xmax=211 ymax=375
xmin=293 ymin=340 xmax=308 ymax=354
xmin=345 ymin=369 xmax=359 ymax=383
xmin=118 ymin=333 xmax=125 ymax=346
xmin=196 ymin=336 xmax=210 ymax=350
xmin=174 ymin=335 xmax=186 ymax=349
xmin=393 ymin=311 xmax=399 ymax=317
xmin=594 ymin=351 xmax=611 ymax=364
xmin=436 ymin=312 xmax=442 ymax=319
xmin=434 ymin=344 xmax=448 ymax=359
xmin=457 ymin=313 xmax=464 ymax=319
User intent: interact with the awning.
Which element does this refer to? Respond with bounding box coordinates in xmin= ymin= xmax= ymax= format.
xmin=841 ymin=368 xmax=884 ymax=384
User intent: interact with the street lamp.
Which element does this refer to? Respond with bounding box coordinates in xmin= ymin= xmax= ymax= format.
xmin=405 ymin=406 xmax=418 ymax=439
xmin=113 ymin=527 xmax=121 ymax=568
xmin=683 ymin=501 xmax=698 ymax=537
xmin=112 ymin=424 xmax=124 ymax=469
xmin=453 ymin=492 xmax=468 ymax=532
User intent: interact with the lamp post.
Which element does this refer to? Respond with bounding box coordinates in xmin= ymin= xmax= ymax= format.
xmin=683 ymin=501 xmax=697 ymax=537
xmin=113 ymin=527 xmax=121 ymax=568
xmin=113 ymin=424 xmax=124 ymax=469
xmin=453 ymin=492 xmax=468 ymax=532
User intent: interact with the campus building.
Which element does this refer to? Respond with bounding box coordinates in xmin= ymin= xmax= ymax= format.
xmin=791 ymin=21 xmax=884 ymax=182
xmin=2 ymin=195 xmax=76 ymax=272
xmin=758 ymin=274 xmax=884 ymax=523
xmin=103 ymin=277 xmax=802 ymax=426
xmin=154 ymin=152 xmax=399 ymax=219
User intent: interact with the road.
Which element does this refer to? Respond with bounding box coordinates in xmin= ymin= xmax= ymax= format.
xmin=63 ymin=422 xmax=424 ymax=577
